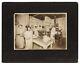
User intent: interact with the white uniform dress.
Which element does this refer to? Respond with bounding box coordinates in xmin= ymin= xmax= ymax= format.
xmin=50 ymin=27 xmax=57 ymax=43
xmin=15 ymin=25 xmax=25 ymax=49
xmin=23 ymin=30 xmax=33 ymax=49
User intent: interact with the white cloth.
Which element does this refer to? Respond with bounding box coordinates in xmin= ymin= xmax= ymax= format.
xmin=43 ymin=35 xmax=50 ymax=43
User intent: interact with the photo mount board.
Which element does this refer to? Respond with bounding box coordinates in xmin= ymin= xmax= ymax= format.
xmin=2 ymin=2 xmax=78 ymax=63
xmin=14 ymin=13 xmax=67 ymax=50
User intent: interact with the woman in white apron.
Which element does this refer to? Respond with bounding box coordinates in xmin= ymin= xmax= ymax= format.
xmin=15 ymin=24 xmax=25 ymax=49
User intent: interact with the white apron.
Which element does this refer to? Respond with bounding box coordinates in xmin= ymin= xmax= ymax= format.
xmin=15 ymin=35 xmax=24 ymax=48
xmin=50 ymin=27 xmax=56 ymax=43
xmin=15 ymin=25 xmax=25 ymax=49
xmin=23 ymin=30 xmax=33 ymax=49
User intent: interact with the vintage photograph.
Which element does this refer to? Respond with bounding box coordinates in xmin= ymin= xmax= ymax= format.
xmin=14 ymin=13 xmax=67 ymax=50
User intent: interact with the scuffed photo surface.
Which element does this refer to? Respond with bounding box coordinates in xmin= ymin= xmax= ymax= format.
xmin=14 ymin=13 xmax=67 ymax=50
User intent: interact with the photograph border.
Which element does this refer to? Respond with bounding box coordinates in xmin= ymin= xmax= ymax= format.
xmin=2 ymin=2 xmax=78 ymax=63
xmin=14 ymin=13 xmax=67 ymax=50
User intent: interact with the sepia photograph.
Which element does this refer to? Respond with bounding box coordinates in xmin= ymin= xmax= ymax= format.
xmin=14 ymin=13 xmax=67 ymax=50
xmin=2 ymin=2 xmax=78 ymax=63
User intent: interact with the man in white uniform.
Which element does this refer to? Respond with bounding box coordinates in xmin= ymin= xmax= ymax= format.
xmin=23 ymin=26 xmax=33 ymax=49
xmin=50 ymin=26 xmax=57 ymax=44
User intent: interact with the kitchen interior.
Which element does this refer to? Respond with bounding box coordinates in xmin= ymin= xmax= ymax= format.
xmin=14 ymin=13 xmax=67 ymax=50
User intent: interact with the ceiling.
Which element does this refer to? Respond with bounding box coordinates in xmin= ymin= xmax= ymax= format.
xmin=29 ymin=14 xmax=66 ymax=20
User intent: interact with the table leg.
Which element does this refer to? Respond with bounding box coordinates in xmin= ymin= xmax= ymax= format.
xmin=43 ymin=46 xmax=47 ymax=49
xmin=50 ymin=44 xmax=52 ymax=49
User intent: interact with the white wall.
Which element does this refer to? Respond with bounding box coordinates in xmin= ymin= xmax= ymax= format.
xmin=43 ymin=16 xmax=54 ymax=30
xmin=56 ymin=17 xmax=67 ymax=37
xmin=15 ymin=14 xmax=30 ymax=34
xmin=30 ymin=16 xmax=43 ymax=30
xmin=16 ymin=14 xmax=29 ymax=26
